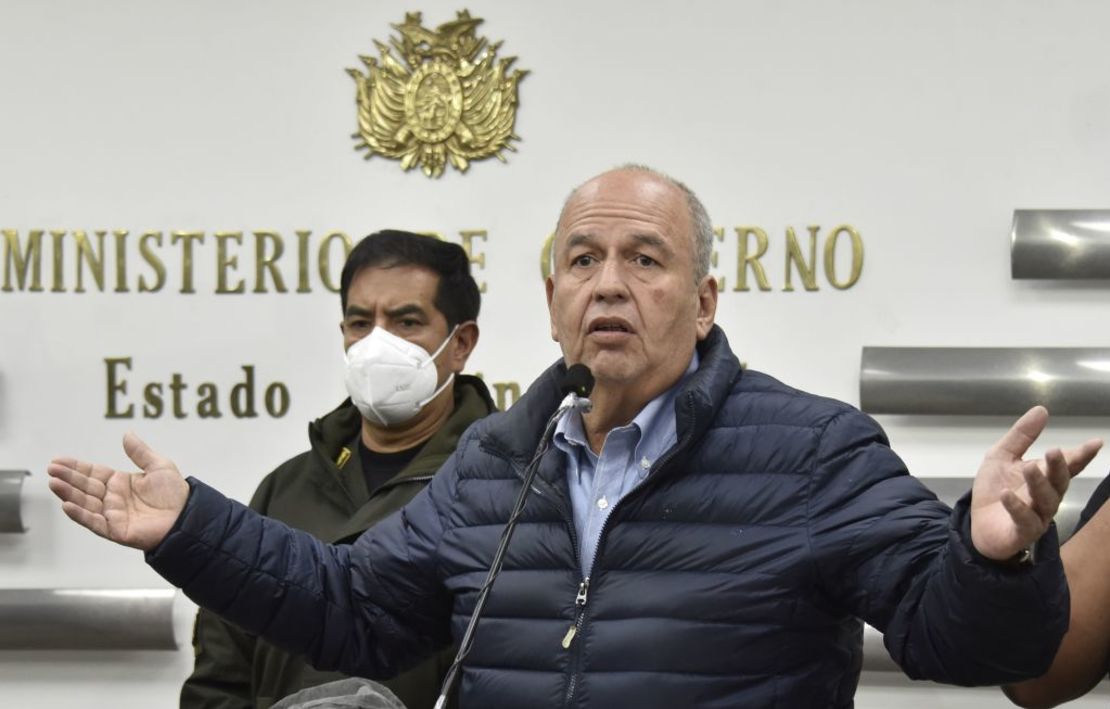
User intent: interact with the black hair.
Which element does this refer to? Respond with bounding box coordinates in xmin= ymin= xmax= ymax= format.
xmin=340 ymin=230 xmax=481 ymax=328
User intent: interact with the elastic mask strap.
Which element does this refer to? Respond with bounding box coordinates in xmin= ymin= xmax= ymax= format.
xmin=417 ymin=372 xmax=455 ymax=409
xmin=422 ymin=324 xmax=460 ymax=365
xmin=416 ymin=324 xmax=461 ymax=407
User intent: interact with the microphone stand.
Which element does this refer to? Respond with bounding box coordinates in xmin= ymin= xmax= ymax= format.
xmin=433 ymin=390 xmax=592 ymax=709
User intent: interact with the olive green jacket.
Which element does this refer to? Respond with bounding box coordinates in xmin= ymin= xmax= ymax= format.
xmin=180 ymin=376 xmax=495 ymax=709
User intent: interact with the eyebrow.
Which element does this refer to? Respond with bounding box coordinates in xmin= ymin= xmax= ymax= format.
xmin=383 ymin=304 xmax=427 ymax=320
xmin=345 ymin=303 xmax=429 ymax=320
xmin=565 ymin=233 xmax=596 ymax=251
xmin=630 ymin=233 xmax=670 ymax=253
xmin=565 ymin=232 xmax=673 ymax=253
xmin=344 ymin=305 xmax=373 ymax=319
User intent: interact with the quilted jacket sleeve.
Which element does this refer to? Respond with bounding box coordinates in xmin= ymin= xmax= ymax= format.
xmin=806 ymin=408 xmax=1068 ymax=685
xmin=146 ymin=449 xmax=462 ymax=680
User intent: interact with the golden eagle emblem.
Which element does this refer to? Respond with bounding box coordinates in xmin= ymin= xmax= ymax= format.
xmin=347 ymin=10 xmax=528 ymax=178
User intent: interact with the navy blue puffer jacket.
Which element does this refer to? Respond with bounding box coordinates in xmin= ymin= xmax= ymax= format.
xmin=149 ymin=326 xmax=1067 ymax=709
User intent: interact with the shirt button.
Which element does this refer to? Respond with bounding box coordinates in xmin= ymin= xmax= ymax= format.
xmin=640 ymin=457 xmax=651 ymax=470
xmin=597 ymin=497 xmax=609 ymax=510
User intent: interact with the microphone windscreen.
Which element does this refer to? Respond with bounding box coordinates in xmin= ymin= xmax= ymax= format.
xmin=560 ymin=364 xmax=595 ymax=398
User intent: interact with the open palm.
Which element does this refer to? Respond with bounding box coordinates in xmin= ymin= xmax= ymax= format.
xmin=47 ymin=432 xmax=190 ymax=551
xmin=971 ymin=406 xmax=1103 ymax=561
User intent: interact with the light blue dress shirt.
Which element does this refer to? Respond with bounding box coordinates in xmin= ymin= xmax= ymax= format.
xmin=553 ymin=352 xmax=699 ymax=578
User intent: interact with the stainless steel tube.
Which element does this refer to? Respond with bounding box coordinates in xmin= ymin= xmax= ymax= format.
xmin=0 ymin=589 xmax=177 ymax=650
xmin=1011 ymin=209 xmax=1110 ymax=279
xmin=861 ymin=347 xmax=1110 ymax=415
xmin=0 ymin=470 xmax=29 ymax=533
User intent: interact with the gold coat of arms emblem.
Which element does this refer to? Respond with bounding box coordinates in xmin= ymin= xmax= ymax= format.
xmin=347 ymin=10 xmax=528 ymax=178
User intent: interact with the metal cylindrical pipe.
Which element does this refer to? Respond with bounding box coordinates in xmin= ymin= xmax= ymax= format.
xmin=0 ymin=588 xmax=177 ymax=650
xmin=1011 ymin=209 xmax=1110 ymax=279
xmin=0 ymin=470 xmax=29 ymax=533
xmin=861 ymin=347 xmax=1110 ymax=416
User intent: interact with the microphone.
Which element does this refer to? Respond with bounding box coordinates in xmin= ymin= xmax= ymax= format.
xmin=434 ymin=365 xmax=594 ymax=709
xmin=558 ymin=363 xmax=595 ymax=411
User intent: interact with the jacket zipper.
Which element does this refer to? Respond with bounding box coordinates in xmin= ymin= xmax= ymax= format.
xmin=561 ymin=577 xmax=590 ymax=648
xmin=560 ymin=394 xmax=698 ymax=708
xmin=560 ymin=576 xmax=590 ymax=708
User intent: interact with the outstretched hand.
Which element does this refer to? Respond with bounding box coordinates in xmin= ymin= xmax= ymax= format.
xmin=46 ymin=432 xmax=190 ymax=551
xmin=971 ymin=406 xmax=1103 ymax=561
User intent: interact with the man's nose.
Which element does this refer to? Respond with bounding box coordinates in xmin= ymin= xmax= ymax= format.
xmin=592 ymin=258 xmax=629 ymax=301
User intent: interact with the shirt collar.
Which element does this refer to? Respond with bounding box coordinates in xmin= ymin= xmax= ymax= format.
xmin=553 ymin=350 xmax=700 ymax=469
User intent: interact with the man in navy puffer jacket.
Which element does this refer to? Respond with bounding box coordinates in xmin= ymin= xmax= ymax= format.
xmin=48 ymin=166 xmax=1103 ymax=709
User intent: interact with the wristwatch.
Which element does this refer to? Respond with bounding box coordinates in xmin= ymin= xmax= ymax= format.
xmin=1005 ymin=544 xmax=1035 ymax=568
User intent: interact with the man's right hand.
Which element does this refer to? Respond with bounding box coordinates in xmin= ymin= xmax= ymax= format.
xmin=47 ymin=432 xmax=190 ymax=551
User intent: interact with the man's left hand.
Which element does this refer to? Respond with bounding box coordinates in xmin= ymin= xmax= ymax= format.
xmin=971 ymin=405 xmax=1103 ymax=562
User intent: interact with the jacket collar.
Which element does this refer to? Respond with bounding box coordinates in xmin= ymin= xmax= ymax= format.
xmin=483 ymin=325 xmax=742 ymax=463
xmin=310 ymin=374 xmax=497 ymax=492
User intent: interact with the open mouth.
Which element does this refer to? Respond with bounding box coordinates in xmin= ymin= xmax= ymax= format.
xmin=588 ymin=318 xmax=633 ymax=334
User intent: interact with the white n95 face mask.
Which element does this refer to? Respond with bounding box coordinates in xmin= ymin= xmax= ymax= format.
xmin=344 ymin=325 xmax=457 ymax=427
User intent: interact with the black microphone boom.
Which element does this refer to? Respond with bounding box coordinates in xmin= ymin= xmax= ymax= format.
xmin=433 ymin=365 xmax=594 ymax=709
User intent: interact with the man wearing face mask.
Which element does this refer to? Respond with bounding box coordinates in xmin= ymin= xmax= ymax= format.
xmin=180 ymin=230 xmax=495 ymax=709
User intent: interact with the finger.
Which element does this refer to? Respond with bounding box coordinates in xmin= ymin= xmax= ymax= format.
xmin=1061 ymin=437 xmax=1104 ymax=477
xmin=46 ymin=462 xmax=107 ymax=500
xmin=1042 ymin=448 xmax=1071 ymax=499
xmin=46 ymin=477 xmax=105 ymax=515
xmin=48 ymin=458 xmax=95 ymax=483
xmin=60 ymin=501 xmax=109 ymax=539
xmin=51 ymin=456 xmax=117 ymax=487
xmin=122 ymin=431 xmax=167 ymax=472
xmin=1023 ymin=458 xmax=1063 ymax=521
xmin=1000 ymin=488 xmax=1045 ymax=544
xmin=989 ymin=405 xmax=1049 ymax=461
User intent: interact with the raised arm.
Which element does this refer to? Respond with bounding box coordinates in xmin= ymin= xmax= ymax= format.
xmin=969 ymin=406 xmax=1102 ymax=562
xmin=810 ymin=406 xmax=1101 ymax=685
xmin=48 ymin=431 xmax=458 ymax=680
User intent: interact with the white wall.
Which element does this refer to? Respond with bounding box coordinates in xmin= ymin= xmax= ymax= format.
xmin=1 ymin=0 xmax=1108 ymax=706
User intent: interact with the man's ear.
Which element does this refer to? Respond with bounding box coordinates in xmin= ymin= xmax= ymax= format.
xmin=545 ymin=275 xmax=558 ymax=341
xmin=448 ymin=321 xmax=480 ymax=371
xmin=694 ymin=275 xmax=718 ymax=340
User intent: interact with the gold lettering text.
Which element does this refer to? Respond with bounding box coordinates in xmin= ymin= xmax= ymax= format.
xmin=733 ymin=227 xmax=771 ymax=292
xmin=253 ymin=231 xmax=287 ymax=294
xmin=711 ymin=226 xmax=726 ymax=291
xmin=296 ymin=230 xmax=311 ymax=293
xmin=459 ymin=229 xmax=488 ymax=293
xmin=492 ymin=381 xmax=521 ymax=410
xmin=823 ymin=225 xmax=864 ymax=290
xmin=214 ymin=231 xmax=245 ymax=294
xmin=138 ymin=231 xmax=166 ymax=293
xmin=2 ymin=229 xmax=44 ymax=292
xmin=73 ymin=230 xmax=106 ymax=293
xmin=105 ymin=357 xmax=135 ymax=418
xmin=171 ymin=231 xmax=204 ymax=294
xmin=113 ymin=230 xmax=129 ymax=293
xmin=784 ymin=226 xmax=819 ymax=292
xmin=318 ymin=231 xmax=352 ymax=293
xmin=50 ymin=230 xmax=65 ymax=292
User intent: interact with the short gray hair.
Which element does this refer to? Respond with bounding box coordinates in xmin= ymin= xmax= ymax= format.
xmin=555 ymin=164 xmax=714 ymax=282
